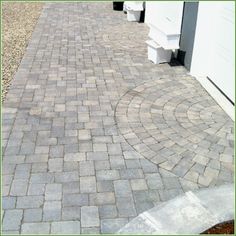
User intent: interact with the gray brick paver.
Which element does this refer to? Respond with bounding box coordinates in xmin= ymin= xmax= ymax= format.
xmin=43 ymin=201 xmax=61 ymax=221
xmin=51 ymin=221 xmax=81 ymax=234
xmin=3 ymin=210 xmax=23 ymax=231
xmin=81 ymin=206 xmax=100 ymax=228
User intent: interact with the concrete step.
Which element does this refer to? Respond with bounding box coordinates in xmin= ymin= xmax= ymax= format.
xmin=118 ymin=184 xmax=234 ymax=234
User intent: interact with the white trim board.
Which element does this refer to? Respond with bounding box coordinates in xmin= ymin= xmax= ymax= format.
xmin=194 ymin=76 xmax=234 ymax=121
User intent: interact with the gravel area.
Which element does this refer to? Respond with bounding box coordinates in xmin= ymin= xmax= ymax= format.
xmin=2 ymin=2 xmax=44 ymax=101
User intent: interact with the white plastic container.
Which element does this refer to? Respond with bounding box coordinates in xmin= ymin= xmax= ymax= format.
xmin=127 ymin=10 xmax=141 ymax=21
xmin=146 ymin=39 xmax=172 ymax=64
xmin=124 ymin=1 xmax=143 ymax=22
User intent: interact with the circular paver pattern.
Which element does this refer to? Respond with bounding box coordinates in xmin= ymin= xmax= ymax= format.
xmin=115 ymin=77 xmax=234 ymax=183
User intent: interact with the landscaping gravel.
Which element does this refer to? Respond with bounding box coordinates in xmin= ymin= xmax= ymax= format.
xmin=2 ymin=2 xmax=44 ymax=101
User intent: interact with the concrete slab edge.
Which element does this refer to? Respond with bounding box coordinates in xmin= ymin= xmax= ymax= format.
xmin=118 ymin=184 xmax=234 ymax=234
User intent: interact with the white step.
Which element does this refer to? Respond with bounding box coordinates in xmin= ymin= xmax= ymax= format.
xmin=118 ymin=184 xmax=234 ymax=234
xmin=146 ymin=39 xmax=172 ymax=64
xmin=127 ymin=10 xmax=141 ymax=22
xmin=148 ymin=23 xmax=180 ymax=50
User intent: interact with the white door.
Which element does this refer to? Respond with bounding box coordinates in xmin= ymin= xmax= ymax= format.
xmin=207 ymin=2 xmax=235 ymax=103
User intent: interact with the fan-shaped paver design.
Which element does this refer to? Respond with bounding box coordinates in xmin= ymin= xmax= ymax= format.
xmin=116 ymin=77 xmax=234 ymax=185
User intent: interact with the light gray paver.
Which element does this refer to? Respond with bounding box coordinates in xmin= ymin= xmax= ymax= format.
xmin=81 ymin=227 xmax=100 ymax=234
xmin=51 ymin=221 xmax=81 ymax=234
xmin=79 ymin=161 xmax=95 ymax=176
xmin=62 ymin=206 xmax=81 ymax=220
xmin=43 ymin=201 xmax=61 ymax=221
xmin=45 ymin=183 xmax=62 ymax=200
xmin=63 ymin=193 xmax=88 ymax=207
xmin=101 ymin=218 xmax=129 ymax=233
xmin=48 ymin=158 xmax=63 ymax=172
xmin=21 ymin=223 xmax=50 ymax=234
xmin=23 ymin=208 xmax=42 ymax=222
xmin=2 ymin=210 xmax=23 ymax=231
xmin=28 ymin=183 xmax=45 ymax=195
xmin=16 ymin=196 xmax=44 ymax=209
xmin=2 ymin=197 xmax=16 ymax=209
xmin=80 ymin=176 xmax=97 ymax=193
xmin=10 ymin=180 xmax=28 ymax=196
xmin=99 ymin=205 xmax=118 ymax=219
xmin=81 ymin=206 xmax=100 ymax=227
xmin=90 ymin=192 xmax=116 ymax=205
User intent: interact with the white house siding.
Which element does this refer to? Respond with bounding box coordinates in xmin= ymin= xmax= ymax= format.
xmin=145 ymin=1 xmax=184 ymax=34
xmin=190 ymin=1 xmax=235 ymax=119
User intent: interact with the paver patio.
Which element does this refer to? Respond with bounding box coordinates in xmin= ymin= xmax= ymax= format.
xmin=2 ymin=3 xmax=234 ymax=234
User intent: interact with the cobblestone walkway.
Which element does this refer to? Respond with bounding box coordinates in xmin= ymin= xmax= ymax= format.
xmin=2 ymin=3 xmax=234 ymax=234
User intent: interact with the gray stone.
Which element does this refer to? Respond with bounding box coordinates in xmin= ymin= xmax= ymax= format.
xmin=87 ymin=152 xmax=109 ymax=161
xmin=51 ymin=221 xmax=81 ymax=234
xmin=48 ymin=158 xmax=63 ymax=172
xmin=131 ymin=179 xmax=148 ymax=191
xmin=62 ymin=181 xmax=80 ymax=194
xmin=118 ymin=215 xmax=157 ymax=234
xmin=21 ymin=223 xmax=50 ymax=234
xmin=145 ymin=173 xmax=164 ymax=189
xmin=10 ymin=180 xmax=28 ymax=196
xmin=2 ymin=197 xmax=16 ymax=209
xmin=79 ymin=161 xmax=95 ymax=176
xmin=110 ymin=156 xmax=126 ymax=169
xmin=123 ymin=151 xmax=143 ymax=160
xmin=97 ymin=180 xmax=114 ymax=192
xmin=63 ymin=193 xmax=88 ymax=207
xmin=30 ymin=173 xmax=54 ymax=184
xmin=14 ymin=164 xmax=31 ymax=179
xmin=162 ymin=177 xmax=181 ymax=189
xmin=114 ymin=180 xmax=132 ymax=197
xmin=90 ymin=192 xmax=115 ymax=205
xmin=43 ymin=201 xmax=61 ymax=221
xmin=24 ymin=209 xmax=42 ymax=222
xmin=126 ymin=159 xmax=141 ymax=169
xmin=101 ymin=218 xmax=129 ymax=233
xmin=96 ymin=170 xmax=120 ymax=180
xmin=99 ymin=205 xmax=118 ymax=219
xmin=64 ymin=153 xmax=86 ymax=162
xmin=32 ymin=163 xmax=47 ymax=173
xmin=49 ymin=145 xmax=64 ymax=158
xmin=81 ymin=227 xmax=100 ymax=234
xmin=95 ymin=160 xmax=110 ymax=170
xmin=55 ymin=171 xmax=79 ymax=183
xmin=62 ymin=206 xmax=81 ymax=220
xmin=16 ymin=196 xmax=44 ymax=208
xmin=28 ymin=183 xmax=45 ymax=195
xmin=3 ymin=210 xmax=23 ymax=231
xmin=120 ymin=169 xmax=144 ymax=179
xmin=81 ymin=206 xmax=100 ymax=227
xmin=159 ymin=188 xmax=184 ymax=201
xmin=116 ymin=196 xmax=137 ymax=217
xmin=45 ymin=183 xmax=62 ymax=200
xmin=80 ymin=176 xmax=97 ymax=193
